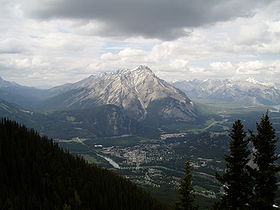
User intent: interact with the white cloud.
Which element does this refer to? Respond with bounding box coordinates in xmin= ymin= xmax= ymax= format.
xmin=22 ymin=0 xmax=263 ymax=40
xmin=217 ymin=1 xmax=280 ymax=55
xmin=207 ymin=60 xmax=280 ymax=82
xmin=0 ymin=38 xmax=26 ymax=54
xmin=0 ymin=0 xmax=279 ymax=87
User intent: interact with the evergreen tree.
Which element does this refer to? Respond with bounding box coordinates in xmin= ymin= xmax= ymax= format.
xmin=250 ymin=113 xmax=279 ymax=209
xmin=175 ymin=161 xmax=198 ymax=210
xmin=215 ymin=120 xmax=251 ymax=209
xmin=0 ymin=118 xmax=168 ymax=210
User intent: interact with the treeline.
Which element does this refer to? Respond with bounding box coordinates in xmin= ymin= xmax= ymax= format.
xmin=0 ymin=119 xmax=168 ymax=210
xmin=176 ymin=113 xmax=279 ymax=210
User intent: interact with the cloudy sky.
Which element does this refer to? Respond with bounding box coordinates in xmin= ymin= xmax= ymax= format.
xmin=1 ymin=0 xmax=280 ymax=88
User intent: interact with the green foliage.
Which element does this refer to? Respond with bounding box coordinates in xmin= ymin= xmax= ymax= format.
xmin=39 ymin=104 xmax=158 ymax=138
xmin=0 ymin=98 xmax=159 ymax=139
xmin=63 ymin=204 xmax=72 ymax=210
xmin=215 ymin=114 xmax=279 ymax=209
xmin=215 ymin=120 xmax=252 ymax=209
xmin=250 ymin=113 xmax=279 ymax=209
xmin=175 ymin=161 xmax=198 ymax=210
xmin=0 ymin=119 xmax=168 ymax=210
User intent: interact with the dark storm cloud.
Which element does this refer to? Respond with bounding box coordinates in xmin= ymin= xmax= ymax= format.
xmin=24 ymin=0 xmax=264 ymax=40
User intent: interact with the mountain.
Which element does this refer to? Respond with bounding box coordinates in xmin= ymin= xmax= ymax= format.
xmin=0 ymin=76 xmax=19 ymax=88
xmin=0 ymin=99 xmax=156 ymax=139
xmin=37 ymin=65 xmax=197 ymax=122
xmin=0 ymin=76 xmax=46 ymax=108
xmin=0 ymin=119 xmax=168 ymax=210
xmin=39 ymin=104 xmax=158 ymax=139
xmin=173 ymin=78 xmax=280 ymax=106
xmin=0 ymin=66 xmax=197 ymax=138
xmin=0 ymin=99 xmax=38 ymax=127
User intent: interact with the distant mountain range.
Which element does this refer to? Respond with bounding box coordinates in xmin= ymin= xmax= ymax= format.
xmin=173 ymin=78 xmax=280 ymax=106
xmin=0 ymin=76 xmax=45 ymax=108
xmin=4 ymin=66 xmax=279 ymax=139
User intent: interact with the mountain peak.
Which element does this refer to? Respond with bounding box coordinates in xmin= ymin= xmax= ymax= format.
xmin=128 ymin=65 xmax=155 ymax=78
xmin=133 ymin=65 xmax=152 ymax=71
xmin=0 ymin=76 xmax=20 ymax=88
xmin=114 ymin=65 xmax=152 ymax=75
xmin=246 ymin=77 xmax=259 ymax=84
xmin=118 ymin=65 xmax=152 ymax=75
xmin=246 ymin=77 xmax=275 ymax=87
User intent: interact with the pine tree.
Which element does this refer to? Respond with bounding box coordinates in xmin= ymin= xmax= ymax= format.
xmin=250 ymin=113 xmax=279 ymax=209
xmin=175 ymin=161 xmax=198 ymax=210
xmin=215 ymin=120 xmax=252 ymax=209
xmin=0 ymin=119 xmax=168 ymax=210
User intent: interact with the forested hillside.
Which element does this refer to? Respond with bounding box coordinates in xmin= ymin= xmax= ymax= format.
xmin=0 ymin=119 xmax=168 ymax=210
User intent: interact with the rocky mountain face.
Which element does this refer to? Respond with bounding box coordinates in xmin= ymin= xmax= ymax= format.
xmin=0 ymin=76 xmax=19 ymax=88
xmin=38 ymin=65 xmax=197 ymax=122
xmin=0 ymin=99 xmax=38 ymax=129
xmin=39 ymin=104 xmax=157 ymax=139
xmin=0 ymin=66 xmax=197 ymax=138
xmin=0 ymin=98 xmax=155 ymax=138
xmin=173 ymin=78 xmax=280 ymax=106
xmin=0 ymin=77 xmax=45 ymax=108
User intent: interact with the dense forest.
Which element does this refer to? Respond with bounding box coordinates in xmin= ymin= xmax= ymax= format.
xmin=0 ymin=119 xmax=168 ymax=210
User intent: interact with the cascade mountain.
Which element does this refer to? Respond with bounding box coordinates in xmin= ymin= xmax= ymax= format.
xmin=36 ymin=65 xmax=197 ymax=122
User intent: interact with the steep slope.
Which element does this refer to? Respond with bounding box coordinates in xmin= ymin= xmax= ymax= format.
xmin=0 ymin=76 xmax=46 ymax=108
xmin=0 ymin=99 xmax=38 ymax=128
xmin=0 ymin=76 xmax=19 ymax=87
xmin=173 ymin=78 xmax=280 ymax=106
xmin=38 ymin=65 xmax=197 ymax=122
xmin=39 ymin=104 xmax=158 ymax=139
xmin=0 ymin=99 xmax=156 ymax=139
xmin=0 ymin=119 xmax=168 ymax=210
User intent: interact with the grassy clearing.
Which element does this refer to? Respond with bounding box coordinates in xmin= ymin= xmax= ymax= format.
xmin=139 ymin=138 xmax=162 ymax=143
xmin=194 ymin=99 xmax=269 ymax=115
xmin=194 ymin=185 xmax=207 ymax=193
xmin=83 ymin=155 xmax=102 ymax=164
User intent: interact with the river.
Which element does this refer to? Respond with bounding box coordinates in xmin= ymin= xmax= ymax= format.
xmin=96 ymin=154 xmax=121 ymax=169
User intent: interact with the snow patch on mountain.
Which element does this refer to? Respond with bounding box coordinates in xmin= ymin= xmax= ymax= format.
xmin=173 ymin=79 xmax=280 ymax=106
xmin=40 ymin=66 xmax=197 ymax=121
xmin=246 ymin=77 xmax=276 ymax=88
xmin=0 ymin=76 xmax=20 ymax=88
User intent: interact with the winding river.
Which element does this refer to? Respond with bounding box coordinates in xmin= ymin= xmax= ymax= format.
xmin=96 ymin=154 xmax=121 ymax=169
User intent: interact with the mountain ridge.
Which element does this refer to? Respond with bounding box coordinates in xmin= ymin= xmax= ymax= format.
xmin=0 ymin=98 xmax=157 ymax=139
xmin=173 ymin=78 xmax=280 ymax=106
xmin=0 ymin=76 xmax=46 ymax=108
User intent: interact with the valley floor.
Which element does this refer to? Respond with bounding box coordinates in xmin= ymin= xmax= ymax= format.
xmin=55 ymin=104 xmax=280 ymax=209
